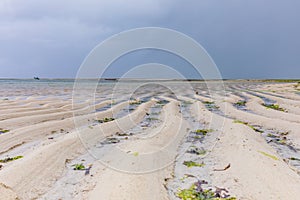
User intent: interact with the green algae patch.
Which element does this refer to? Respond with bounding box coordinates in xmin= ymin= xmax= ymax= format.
xmin=133 ymin=152 xmax=139 ymax=157
xmin=258 ymin=151 xmax=279 ymax=160
xmin=194 ymin=129 xmax=213 ymax=136
xmin=203 ymin=101 xmax=214 ymax=105
xmin=0 ymin=156 xmax=23 ymax=163
xmin=177 ymin=180 xmax=236 ymax=200
xmin=233 ymin=120 xmax=263 ymax=133
xmin=97 ymin=117 xmax=115 ymax=123
xmin=73 ymin=163 xmax=86 ymax=170
xmin=183 ymin=161 xmax=205 ymax=168
xmin=146 ymin=117 xmax=159 ymax=121
xmin=234 ymin=100 xmax=246 ymax=106
xmin=262 ymin=104 xmax=286 ymax=112
xmin=0 ymin=129 xmax=10 ymax=134
xmin=233 ymin=120 xmax=247 ymax=125
xmin=203 ymin=101 xmax=220 ymax=110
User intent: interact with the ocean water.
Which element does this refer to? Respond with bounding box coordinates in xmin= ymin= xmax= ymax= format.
xmin=0 ymin=79 xmax=221 ymax=101
xmin=0 ymin=79 xmax=77 ymax=99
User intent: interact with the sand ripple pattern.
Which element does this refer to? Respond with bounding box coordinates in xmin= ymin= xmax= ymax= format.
xmin=0 ymin=80 xmax=300 ymax=199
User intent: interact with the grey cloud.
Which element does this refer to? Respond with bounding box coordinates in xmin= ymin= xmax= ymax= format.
xmin=0 ymin=0 xmax=299 ymax=78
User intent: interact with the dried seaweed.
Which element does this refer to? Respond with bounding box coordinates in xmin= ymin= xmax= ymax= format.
xmin=129 ymin=99 xmax=141 ymax=105
xmin=213 ymin=164 xmax=231 ymax=171
xmin=101 ymin=137 xmax=120 ymax=145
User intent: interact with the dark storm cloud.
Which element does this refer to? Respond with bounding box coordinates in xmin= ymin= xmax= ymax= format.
xmin=0 ymin=0 xmax=299 ymax=78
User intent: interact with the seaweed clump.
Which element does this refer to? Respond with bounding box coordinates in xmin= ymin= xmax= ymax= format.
xmin=203 ymin=101 xmax=220 ymax=111
xmin=234 ymin=100 xmax=246 ymax=107
xmin=177 ymin=180 xmax=236 ymax=200
xmin=188 ymin=129 xmax=214 ymax=143
xmin=0 ymin=156 xmax=23 ymax=163
xmin=194 ymin=129 xmax=213 ymax=136
xmin=97 ymin=117 xmax=115 ymax=123
xmin=0 ymin=129 xmax=10 ymax=134
xmin=187 ymin=146 xmax=206 ymax=156
xmin=129 ymin=99 xmax=141 ymax=105
xmin=290 ymin=157 xmax=300 ymax=161
xmin=262 ymin=104 xmax=286 ymax=112
xmin=101 ymin=137 xmax=120 ymax=145
xmin=266 ymin=133 xmax=290 ymax=146
xmin=73 ymin=163 xmax=86 ymax=170
xmin=183 ymin=161 xmax=205 ymax=168
xmin=233 ymin=120 xmax=263 ymax=133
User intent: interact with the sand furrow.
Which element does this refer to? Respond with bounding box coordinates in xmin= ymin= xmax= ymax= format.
xmin=0 ymin=101 xmax=127 ymax=155
xmin=0 ymin=100 xmax=112 ymax=129
xmin=239 ymin=92 xmax=300 ymax=123
xmin=1 ymin=81 xmax=300 ymax=200
xmin=88 ymin=99 xmax=189 ymax=200
xmin=0 ymin=100 xmax=154 ymax=199
xmin=187 ymin=100 xmax=300 ymax=199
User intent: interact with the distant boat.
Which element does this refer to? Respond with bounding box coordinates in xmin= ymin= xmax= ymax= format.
xmin=104 ymin=78 xmax=118 ymax=81
xmin=34 ymin=77 xmax=40 ymax=80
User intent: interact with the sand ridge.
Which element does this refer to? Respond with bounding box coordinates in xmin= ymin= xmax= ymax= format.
xmin=0 ymin=81 xmax=299 ymax=199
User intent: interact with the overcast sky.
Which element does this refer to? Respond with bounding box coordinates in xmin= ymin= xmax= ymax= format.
xmin=0 ymin=0 xmax=299 ymax=79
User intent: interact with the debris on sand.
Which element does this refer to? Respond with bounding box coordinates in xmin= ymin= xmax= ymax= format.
xmin=85 ymin=164 xmax=93 ymax=175
xmin=96 ymin=117 xmax=115 ymax=123
xmin=116 ymin=132 xmax=133 ymax=137
xmin=101 ymin=137 xmax=120 ymax=145
xmin=213 ymin=164 xmax=231 ymax=172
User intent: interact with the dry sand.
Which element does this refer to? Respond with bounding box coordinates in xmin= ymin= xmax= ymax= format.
xmin=0 ymin=80 xmax=299 ymax=199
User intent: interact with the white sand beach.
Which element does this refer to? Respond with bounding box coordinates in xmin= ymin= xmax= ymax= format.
xmin=0 ymin=80 xmax=300 ymax=200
